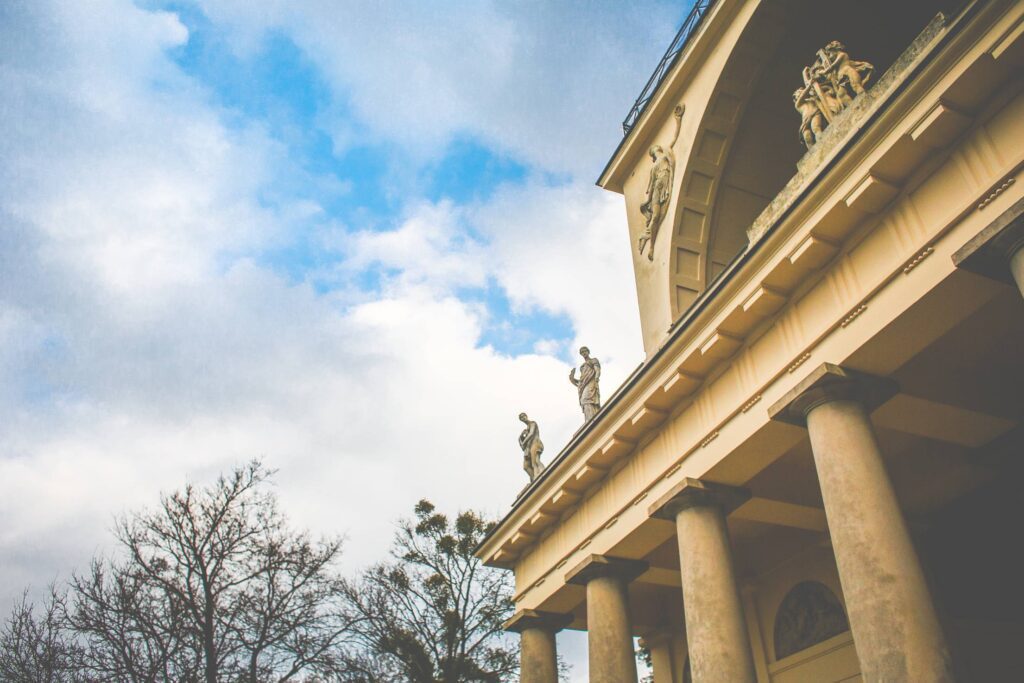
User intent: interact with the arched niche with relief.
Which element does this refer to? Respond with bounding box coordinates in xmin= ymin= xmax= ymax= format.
xmin=773 ymin=580 xmax=850 ymax=660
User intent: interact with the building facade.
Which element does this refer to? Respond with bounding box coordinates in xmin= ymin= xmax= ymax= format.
xmin=476 ymin=0 xmax=1024 ymax=681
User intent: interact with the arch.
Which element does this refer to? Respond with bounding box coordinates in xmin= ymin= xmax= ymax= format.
xmin=668 ymin=1 xmax=787 ymax=318
xmin=667 ymin=0 xmax=947 ymax=319
xmin=773 ymin=580 xmax=849 ymax=660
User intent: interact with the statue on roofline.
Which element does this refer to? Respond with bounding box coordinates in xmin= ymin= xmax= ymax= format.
xmin=794 ymin=41 xmax=874 ymax=148
xmin=518 ymin=412 xmax=545 ymax=482
xmin=569 ymin=346 xmax=601 ymax=423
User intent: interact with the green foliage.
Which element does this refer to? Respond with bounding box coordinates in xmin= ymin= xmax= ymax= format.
xmin=342 ymin=500 xmax=517 ymax=682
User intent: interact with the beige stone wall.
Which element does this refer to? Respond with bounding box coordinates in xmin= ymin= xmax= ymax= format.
xmin=513 ymin=103 xmax=1022 ymax=609
xmin=618 ymin=0 xmax=761 ymax=354
xmin=489 ymin=0 xmax=1024 ymax=607
xmin=487 ymin=3 xmax=1024 ymax=682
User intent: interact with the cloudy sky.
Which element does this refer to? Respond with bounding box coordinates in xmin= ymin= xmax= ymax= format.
xmin=0 ymin=0 xmax=691 ymax=677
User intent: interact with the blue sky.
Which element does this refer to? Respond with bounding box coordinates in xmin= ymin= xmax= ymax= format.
xmin=0 ymin=1 xmax=692 ymax=679
xmin=157 ymin=0 xmax=592 ymax=351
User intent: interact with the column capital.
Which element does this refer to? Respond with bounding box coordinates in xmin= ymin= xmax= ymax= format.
xmin=565 ymin=554 xmax=648 ymax=586
xmin=503 ymin=609 xmax=573 ymax=634
xmin=953 ymin=196 xmax=1024 ymax=284
xmin=768 ymin=363 xmax=897 ymax=426
xmin=648 ymin=478 xmax=750 ymax=521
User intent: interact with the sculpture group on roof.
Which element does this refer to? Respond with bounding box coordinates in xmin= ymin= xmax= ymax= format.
xmin=794 ymin=41 xmax=874 ymax=148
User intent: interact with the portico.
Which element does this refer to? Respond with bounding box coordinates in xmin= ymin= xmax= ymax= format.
xmin=477 ymin=0 xmax=1024 ymax=680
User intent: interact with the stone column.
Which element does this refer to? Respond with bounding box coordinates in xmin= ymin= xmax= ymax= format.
xmin=649 ymin=479 xmax=756 ymax=683
xmin=953 ymin=197 xmax=1024 ymax=298
xmin=638 ymin=632 xmax=678 ymax=683
xmin=770 ymin=363 xmax=955 ymax=682
xmin=504 ymin=610 xmax=572 ymax=683
xmin=565 ymin=555 xmax=648 ymax=683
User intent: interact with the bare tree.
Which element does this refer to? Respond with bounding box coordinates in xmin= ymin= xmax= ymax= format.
xmin=0 ymin=588 xmax=82 ymax=683
xmin=341 ymin=500 xmax=517 ymax=683
xmin=68 ymin=461 xmax=353 ymax=682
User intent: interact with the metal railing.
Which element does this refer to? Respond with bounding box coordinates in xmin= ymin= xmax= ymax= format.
xmin=621 ymin=0 xmax=716 ymax=136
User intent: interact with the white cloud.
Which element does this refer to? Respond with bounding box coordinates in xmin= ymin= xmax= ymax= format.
xmin=477 ymin=182 xmax=641 ymax=370
xmin=0 ymin=3 xmax=655 ymax=681
xmin=194 ymin=0 xmax=682 ymax=175
xmin=345 ymin=200 xmax=488 ymax=295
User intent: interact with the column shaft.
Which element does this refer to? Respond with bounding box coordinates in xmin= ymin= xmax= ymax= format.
xmin=1009 ymin=243 xmax=1024 ymax=298
xmin=675 ymin=504 xmax=756 ymax=683
xmin=520 ymin=626 xmax=558 ymax=683
xmin=587 ymin=575 xmax=638 ymax=683
xmin=647 ymin=639 xmax=674 ymax=683
xmin=806 ymin=398 xmax=954 ymax=681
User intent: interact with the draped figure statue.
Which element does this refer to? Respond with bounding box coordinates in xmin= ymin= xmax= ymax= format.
xmin=518 ymin=412 xmax=545 ymax=481
xmin=569 ymin=346 xmax=601 ymax=423
xmin=638 ymin=105 xmax=684 ymax=261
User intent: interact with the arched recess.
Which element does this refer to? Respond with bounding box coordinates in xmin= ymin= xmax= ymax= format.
xmin=669 ymin=1 xmax=788 ymax=318
xmin=668 ymin=0 xmax=950 ymax=319
xmin=773 ymin=581 xmax=850 ymax=660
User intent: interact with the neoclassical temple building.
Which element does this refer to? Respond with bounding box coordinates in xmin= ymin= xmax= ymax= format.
xmin=476 ymin=0 xmax=1024 ymax=681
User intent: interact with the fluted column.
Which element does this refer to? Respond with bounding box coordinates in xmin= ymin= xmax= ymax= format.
xmin=565 ymin=555 xmax=647 ymax=683
xmin=770 ymin=363 xmax=955 ymax=682
xmin=504 ymin=610 xmax=572 ymax=683
xmin=649 ymin=479 xmax=756 ymax=683
xmin=953 ymin=198 xmax=1024 ymax=298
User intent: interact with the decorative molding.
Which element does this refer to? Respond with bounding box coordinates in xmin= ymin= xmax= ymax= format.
xmin=978 ymin=176 xmax=1016 ymax=210
xmin=787 ymin=352 xmax=812 ymax=374
xmin=741 ymin=394 xmax=763 ymax=413
xmin=700 ymin=431 xmax=720 ymax=448
xmin=839 ymin=304 xmax=868 ymax=327
xmin=902 ymin=246 xmax=934 ymax=274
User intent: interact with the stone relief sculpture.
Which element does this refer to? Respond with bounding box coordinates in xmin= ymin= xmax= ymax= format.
xmin=794 ymin=41 xmax=874 ymax=148
xmin=568 ymin=346 xmax=601 ymax=423
xmin=638 ymin=104 xmax=685 ymax=261
xmin=518 ymin=412 xmax=545 ymax=481
xmin=773 ymin=581 xmax=850 ymax=660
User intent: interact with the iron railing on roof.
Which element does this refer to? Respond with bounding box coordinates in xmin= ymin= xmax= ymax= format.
xmin=622 ymin=0 xmax=716 ymax=136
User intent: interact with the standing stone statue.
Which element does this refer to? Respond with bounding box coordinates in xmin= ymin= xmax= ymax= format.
xmin=638 ymin=105 xmax=684 ymax=261
xmin=569 ymin=346 xmax=601 ymax=423
xmin=518 ymin=412 xmax=545 ymax=481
